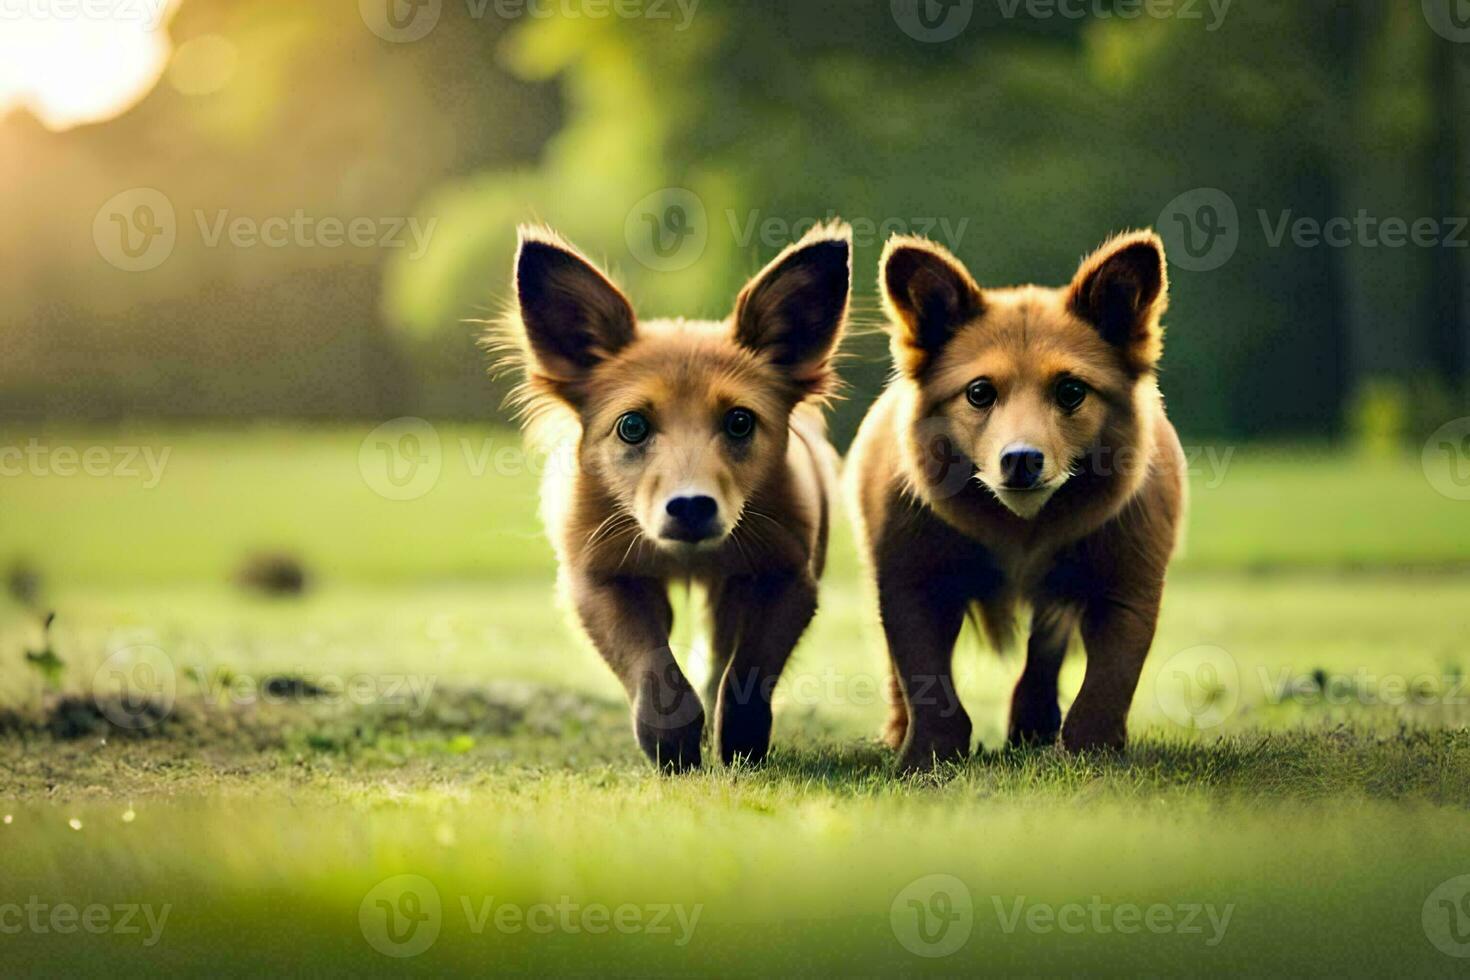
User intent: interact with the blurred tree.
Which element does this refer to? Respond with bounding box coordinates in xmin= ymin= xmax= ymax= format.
xmin=2 ymin=0 xmax=1465 ymax=441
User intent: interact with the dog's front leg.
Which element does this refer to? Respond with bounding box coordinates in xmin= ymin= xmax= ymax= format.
xmin=878 ymin=576 xmax=971 ymax=772
xmin=710 ymin=572 xmax=818 ymax=766
xmin=571 ymin=574 xmax=703 ymax=772
xmin=1061 ymin=586 xmax=1163 ymax=753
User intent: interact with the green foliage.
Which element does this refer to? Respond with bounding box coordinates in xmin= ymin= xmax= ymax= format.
xmin=7 ymin=1 xmax=1462 ymax=436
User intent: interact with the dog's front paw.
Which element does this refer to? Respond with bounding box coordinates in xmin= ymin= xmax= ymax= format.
xmin=632 ymin=666 xmax=705 ymax=773
xmin=634 ymin=714 xmax=703 ymax=772
xmin=1007 ymin=699 xmax=1062 ymax=749
xmin=717 ymin=699 xmax=773 ymax=767
xmin=1059 ymin=716 xmax=1126 ymax=755
xmin=895 ymin=723 xmax=971 ymax=774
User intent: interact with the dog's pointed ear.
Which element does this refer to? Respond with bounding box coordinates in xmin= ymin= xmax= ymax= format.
xmin=731 ymin=222 xmax=851 ymax=396
xmin=1068 ymin=231 xmax=1168 ymax=373
xmin=879 ymin=235 xmax=983 ymax=378
xmin=514 ymin=225 xmax=636 ymax=402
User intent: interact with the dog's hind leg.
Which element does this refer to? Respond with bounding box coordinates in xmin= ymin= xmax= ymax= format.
xmin=881 ymin=663 xmax=908 ymax=751
xmin=709 ymin=572 xmax=818 ymax=767
xmin=1007 ymin=600 xmax=1078 ymax=748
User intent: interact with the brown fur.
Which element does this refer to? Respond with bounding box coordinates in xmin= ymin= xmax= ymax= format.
xmin=847 ymin=230 xmax=1187 ymax=770
xmin=499 ymin=223 xmax=851 ymax=771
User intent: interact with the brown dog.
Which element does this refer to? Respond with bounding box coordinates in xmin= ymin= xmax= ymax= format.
xmin=847 ymin=230 xmax=1186 ymax=770
xmin=500 ymin=223 xmax=850 ymax=771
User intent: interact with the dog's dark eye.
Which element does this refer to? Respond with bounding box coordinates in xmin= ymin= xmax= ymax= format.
xmin=966 ymin=379 xmax=998 ymax=409
xmin=1056 ymin=378 xmax=1088 ymax=412
xmin=616 ymin=411 xmax=651 ymax=445
xmin=724 ymin=407 xmax=756 ymax=440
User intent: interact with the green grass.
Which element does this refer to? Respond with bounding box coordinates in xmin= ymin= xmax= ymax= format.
xmin=4 ymin=426 xmax=1469 ymax=584
xmin=2 ymin=426 xmax=1470 ymax=975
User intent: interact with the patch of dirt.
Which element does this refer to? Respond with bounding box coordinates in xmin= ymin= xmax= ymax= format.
xmin=0 ymin=681 xmax=626 ymax=747
xmin=0 ymin=694 xmax=183 ymax=740
xmin=235 ymin=552 xmax=310 ymax=597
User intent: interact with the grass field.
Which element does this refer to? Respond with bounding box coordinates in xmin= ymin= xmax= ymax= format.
xmin=3 ymin=425 xmax=1470 ymax=975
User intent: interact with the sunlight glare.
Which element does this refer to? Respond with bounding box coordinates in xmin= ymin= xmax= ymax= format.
xmin=0 ymin=1 xmax=180 ymax=131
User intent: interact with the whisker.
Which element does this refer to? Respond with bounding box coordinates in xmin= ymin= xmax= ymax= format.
xmin=586 ymin=513 xmax=637 ymax=550
xmin=616 ymin=530 xmax=646 ymax=573
xmin=584 ymin=512 xmax=624 ymax=548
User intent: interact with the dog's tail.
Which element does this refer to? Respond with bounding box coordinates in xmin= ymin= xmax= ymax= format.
xmin=973 ymin=596 xmax=1019 ymax=655
xmin=790 ymin=403 xmax=840 ymax=581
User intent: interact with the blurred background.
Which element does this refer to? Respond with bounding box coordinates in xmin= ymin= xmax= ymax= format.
xmin=4 ymin=0 xmax=1467 ymax=446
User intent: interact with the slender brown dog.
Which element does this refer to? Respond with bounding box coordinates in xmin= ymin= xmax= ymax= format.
xmin=847 ymin=230 xmax=1186 ymax=771
xmin=500 ymin=223 xmax=850 ymax=771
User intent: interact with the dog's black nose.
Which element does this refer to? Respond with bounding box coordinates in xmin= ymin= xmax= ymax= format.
xmin=664 ymin=495 xmax=719 ymax=541
xmin=999 ymin=447 xmax=1045 ymax=489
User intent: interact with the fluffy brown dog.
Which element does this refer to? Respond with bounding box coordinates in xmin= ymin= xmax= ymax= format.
xmin=847 ymin=230 xmax=1186 ymax=770
xmin=501 ymin=223 xmax=850 ymax=772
